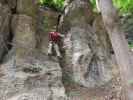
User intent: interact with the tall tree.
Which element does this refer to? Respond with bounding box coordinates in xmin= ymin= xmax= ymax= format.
xmin=99 ymin=0 xmax=133 ymax=99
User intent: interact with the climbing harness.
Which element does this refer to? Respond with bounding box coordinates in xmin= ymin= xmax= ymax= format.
xmin=48 ymin=31 xmax=64 ymax=58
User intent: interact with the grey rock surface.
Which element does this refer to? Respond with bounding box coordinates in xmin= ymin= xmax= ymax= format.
xmin=0 ymin=1 xmax=67 ymax=100
xmin=0 ymin=3 xmax=11 ymax=61
xmin=0 ymin=55 xmax=67 ymax=100
xmin=17 ymin=0 xmax=38 ymax=17
xmin=0 ymin=0 xmax=5 ymax=4
xmin=60 ymin=0 xmax=114 ymax=88
xmin=6 ymin=0 xmax=17 ymax=10
xmin=11 ymin=14 xmax=36 ymax=59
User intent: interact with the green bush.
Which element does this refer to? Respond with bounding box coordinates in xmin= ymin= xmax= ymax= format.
xmin=39 ymin=0 xmax=133 ymax=14
xmin=113 ymin=0 xmax=133 ymax=14
xmin=129 ymin=43 xmax=133 ymax=49
xmin=90 ymin=0 xmax=133 ymax=14
xmin=39 ymin=0 xmax=65 ymax=11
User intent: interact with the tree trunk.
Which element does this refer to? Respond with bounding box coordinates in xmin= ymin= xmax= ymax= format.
xmin=96 ymin=0 xmax=100 ymax=12
xmin=99 ymin=0 xmax=133 ymax=99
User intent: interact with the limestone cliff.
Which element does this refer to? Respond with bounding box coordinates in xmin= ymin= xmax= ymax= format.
xmin=0 ymin=0 xmax=66 ymax=100
xmin=1 ymin=0 xmax=132 ymax=100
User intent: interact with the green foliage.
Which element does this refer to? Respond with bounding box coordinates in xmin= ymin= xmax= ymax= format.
xmin=39 ymin=0 xmax=133 ymax=13
xmin=90 ymin=0 xmax=133 ymax=14
xmin=90 ymin=0 xmax=97 ymax=12
xmin=129 ymin=43 xmax=133 ymax=49
xmin=39 ymin=0 xmax=133 ymax=14
xmin=113 ymin=0 xmax=133 ymax=14
xmin=39 ymin=0 xmax=64 ymax=11
xmin=128 ymin=80 xmax=133 ymax=85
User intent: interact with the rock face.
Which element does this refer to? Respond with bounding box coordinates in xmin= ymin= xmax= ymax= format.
xmin=60 ymin=0 xmax=114 ymax=88
xmin=17 ymin=0 xmax=38 ymax=17
xmin=7 ymin=0 xmax=17 ymax=10
xmin=36 ymin=7 xmax=60 ymax=54
xmin=0 ymin=55 xmax=66 ymax=100
xmin=0 ymin=0 xmax=5 ymax=4
xmin=0 ymin=0 xmax=67 ymax=100
xmin=11 ymin=14 xmax=36 ymax=59
xmin=1 ymin=0 xmax=130 ymax=99
xmin=0 ymin=3 xmax=11 ymax=61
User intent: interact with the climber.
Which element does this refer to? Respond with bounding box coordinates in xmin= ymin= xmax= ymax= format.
xmin=47 ymin=27 xmax=65 ymax=58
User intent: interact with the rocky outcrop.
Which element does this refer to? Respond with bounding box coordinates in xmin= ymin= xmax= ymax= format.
xmin=17 ymin=0 xmax=38 ymax=17
xmin=0 ymin=55 xmax=66 ymax=100
xmin=0 ymin=3 xmax=11 ymax=61
xmin=0 ymin=0 xmax=5 ymax=4
xmin=11 ymin=14 xmax=36 ymax=59
xmin=0 ymin=0 xmax=129 ymax=99
xmin=0 ymin=0 xmax=67 ymax=100
xmin=7 ymin=0 xmax=17 ymax=10
xmin=59 ymin=0 xmax=115 ymax=88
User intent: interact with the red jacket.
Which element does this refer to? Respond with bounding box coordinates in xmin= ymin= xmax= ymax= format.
xmin=49 ymin=32 xmax=60 ymax=43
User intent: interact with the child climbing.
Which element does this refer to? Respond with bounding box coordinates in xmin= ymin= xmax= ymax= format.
xmin=47 ymin=27 xmax=64 ymax=58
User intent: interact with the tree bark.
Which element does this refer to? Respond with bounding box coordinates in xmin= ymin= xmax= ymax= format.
xmin=99 ymin=0 xmax=133 ymax=100
xmin=96 ymin=0 xmax=100 ymax=12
